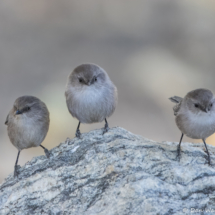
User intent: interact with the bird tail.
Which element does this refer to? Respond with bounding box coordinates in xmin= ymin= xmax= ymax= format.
xmin=169 ymin=96 xmax=183 ymax=104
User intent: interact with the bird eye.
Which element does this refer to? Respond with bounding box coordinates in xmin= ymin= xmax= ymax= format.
xmin=79 ymin=78 xmax=83 ymax=83
xmin=94 ymin=77 xmax=97 ymax=82
xmin=210 ymin=103 xmax=213 ymax=107
xmin=195 ymin=104 xmax=199 ymax=108
xmin=27 ymin=107 xmax=30 ymax=111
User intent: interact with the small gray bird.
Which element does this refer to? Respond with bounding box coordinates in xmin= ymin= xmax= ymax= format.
xmin=65 ymin=63 xmax=118 ymax=138
xmin=5 ymin=96 xmax=50 ymax=177
xmin=169 ymin=88 xmax=215 ymax=165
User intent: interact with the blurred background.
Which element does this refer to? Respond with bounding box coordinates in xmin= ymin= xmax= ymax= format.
xmin=1 ymin=0 xmax=215 ymax=182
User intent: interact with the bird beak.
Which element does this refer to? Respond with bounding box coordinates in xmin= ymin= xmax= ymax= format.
xmin=87 ymin=82 xmax=91 ymax=86
xmin=202 ymin=108 xmax=207 ymax=113
xmin=16 ymin=110 xmax=22 ymax=115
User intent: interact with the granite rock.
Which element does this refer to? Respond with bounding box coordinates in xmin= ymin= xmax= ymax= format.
xmin=1 ymin=127 xmax=215 ymax=215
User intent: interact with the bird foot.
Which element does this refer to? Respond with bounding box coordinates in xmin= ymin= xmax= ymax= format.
xmin=14 ymin=165 xmax=21 ymax=178
xmin=176 ymin=154 xmax=181 ymax=162
xmin=206 ymin=156 xmax=211 ymax=166
xmin=103 ymin=125 xmax=109 ymax=135
xmin=44 ymin=148 xmax=50 ymax=158
xmin=76 ymin=130 xmax=81 ymax=138
xmin=176 ymin=145 xmax=181 ymax=162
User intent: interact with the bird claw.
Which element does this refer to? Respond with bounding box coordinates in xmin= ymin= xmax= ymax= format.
xmin=207 ymin=156 xmax=211 ymax=166
xmin=176 ymin=145 xmax=181 ymax=162
xmin=176 ymin=154 xmax=181 ymax=162
xmin=44 ymin=148 xmax=50 ymax=158
xmin=14 ymin=165 xmax=20 ymax=178
xmin=103 ymin=125 xmax=109 ymax=135
xmin=76 ymin=130 xmax=81 ymax=138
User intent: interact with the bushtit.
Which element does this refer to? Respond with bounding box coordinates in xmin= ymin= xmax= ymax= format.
xmin=169 ymin=88 xmax=215 ymax=165
xmin=65 ymin=63 xmax=118 ymax=138
xmin=5 ymin=96 xmax=50 ymax=177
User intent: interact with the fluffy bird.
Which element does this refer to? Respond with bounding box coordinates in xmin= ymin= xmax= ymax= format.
xmin=169 ymin=88 xmax=215 ymax=165
xmin=65 ymin=63 xmax=118 ymax=138
xmin=5 ymin=96 xmax=50 ymax=177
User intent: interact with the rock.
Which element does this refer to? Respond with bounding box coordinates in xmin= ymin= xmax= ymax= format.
xmin=1 ymin=127 xmax=215 ymax=215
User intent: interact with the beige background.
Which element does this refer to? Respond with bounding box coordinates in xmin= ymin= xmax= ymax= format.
xmin=1 ymin=0 xmax=215 ymax=182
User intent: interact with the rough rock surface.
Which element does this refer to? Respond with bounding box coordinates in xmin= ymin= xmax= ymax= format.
xmin=1 ymin=127 xmax=215 ymax=215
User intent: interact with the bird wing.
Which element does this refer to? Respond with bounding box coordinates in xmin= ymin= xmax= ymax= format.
xmin=5 ymin=114 xmax=9 ymax=125
xmin=169 ymin=96 xmax=183 ymax=116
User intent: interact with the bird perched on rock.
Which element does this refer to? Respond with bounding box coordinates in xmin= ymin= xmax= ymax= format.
xmin=5 ymin=96 xmax=50 ymax=177
xmin=169 ymin=88 xmax=215 ymax=165
xmin=65 ymin=63 xmax=118 ymax=138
